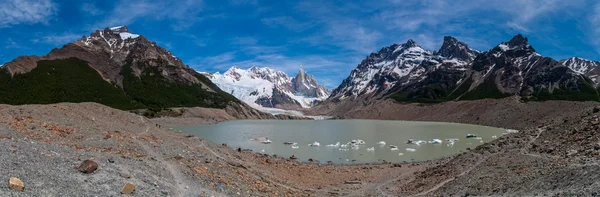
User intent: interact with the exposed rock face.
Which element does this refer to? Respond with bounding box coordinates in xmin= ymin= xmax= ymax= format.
xmin=205 ymin=66 xmax=330 ymax=110
xmin=326 ymin=34 xmax=599 ymax=104
xmin=292 ymin=66 xmax=329 ymax=98
xmin=435 ymin=36 xmax=479 ymax=61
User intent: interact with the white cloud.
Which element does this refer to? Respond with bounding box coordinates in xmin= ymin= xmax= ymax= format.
xmin=96 ymin=0 xmax=205 ymax=30
xmin=587 ymin=2 xmax=600 ymax=53
xmin=261 ymin=16 xmax=314 ymax=32
xmin=38 ymin=33 xmax=82 ymax=45
xmin=0 ymin=0 xmax=57 ymax=27
xmin=81 ymin=3 xmax=102 ymax=16
xmin=5 ymin=38 xmax=27 ymax=49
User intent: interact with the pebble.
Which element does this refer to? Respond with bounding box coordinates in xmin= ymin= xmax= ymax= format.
xmin=77 ymin=160 xmax=98 ymax=174
xmin=9 ymin=177 xmax=24 ymax=191
xmin=119 ymin=171 xmax=132 ymax=179
xmin=121 ymin=183 xmax=136 ymax=194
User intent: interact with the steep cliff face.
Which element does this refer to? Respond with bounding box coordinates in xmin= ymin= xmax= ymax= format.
xmin=205 ymin=66 xmax=329 ymax=110
xmin=292 ymin=66 xmax=329 ymax=98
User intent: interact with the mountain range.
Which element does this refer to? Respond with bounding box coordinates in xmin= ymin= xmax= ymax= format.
xmin=2 ymin=26 xmax=600 ymax=113
xmin=203 ymin=66 xmax=329 ymax=110
xmin=327 ymin=34 xmax=600 ymax=104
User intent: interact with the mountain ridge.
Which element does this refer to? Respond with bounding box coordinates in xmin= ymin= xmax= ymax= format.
xmin=204 ymin=65 xmax=330 ymax=110
xmin=326 ymin=34 xmax=600 ymax=104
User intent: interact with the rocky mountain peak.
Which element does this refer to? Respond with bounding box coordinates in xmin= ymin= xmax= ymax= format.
xmin=507 ymin=34 xmax=528 ymax=48
xmin=110 ymin=26 xmax=130 ymax=33
xmin=437 ymin=36 xmax=478 ymax=61
xmin=403 ymin=39 xmax=419 ymax=48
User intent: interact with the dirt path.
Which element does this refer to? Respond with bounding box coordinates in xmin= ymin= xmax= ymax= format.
xmin=133 ymin=136 xmax=221 ymax=197
xmin=414 ymin=153 xmax=491 ymax=196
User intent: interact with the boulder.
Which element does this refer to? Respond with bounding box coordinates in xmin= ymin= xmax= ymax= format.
xmin=77 ymin=160 xmax=98 ymax=174
xmin=9 ymin=177 xmax=24 ymax=191
xmin=289 ymin=155 xmax=297 ymax=160
xmin=121 ymin=183 xmax=135 ymax=194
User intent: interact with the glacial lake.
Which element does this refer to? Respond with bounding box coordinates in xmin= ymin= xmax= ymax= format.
xmin=176 ymin=119 xmax=508 ymax=164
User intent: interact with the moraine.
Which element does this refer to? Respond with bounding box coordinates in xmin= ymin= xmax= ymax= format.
xmin=175 ymin=120 xmax=507 ymax=164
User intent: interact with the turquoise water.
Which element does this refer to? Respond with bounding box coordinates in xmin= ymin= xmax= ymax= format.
xmin=175 ymin=119 xmax=506 ymax=164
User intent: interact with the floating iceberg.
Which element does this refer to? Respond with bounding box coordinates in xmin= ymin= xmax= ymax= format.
xmin=466 ymin=134 xmax=477 ymax=138
xmin=339 ymin=148 xmax=349 ymax=151
xmin=415 ymin=140 xmax=427 ymax=145
xmin=389 ymin=145 xmax=398 ymax=149
xmin=326 ymin=142 xmax=341 ymax=147
xmin=291 ymin=145 xmax=299 ymax=149
xmin=367 ymin=147 xmax=375 ymax=151
xmin=309 ymin=141 xmax=320 ymax=147
xmin=260 ymin=139 xmax=272 ymax=144
xmin=350 ymin=139 xmax=366 ymax=145
xmin=283 ymin=141 xmax=297 ymax=145
xmin=378 ymin=141 xmax=386 ymax=145
xmin=406 ymin=148 xmax=416 ymax=152
xmin=429 ymin=139 xmax=442 ymax=144
xmin=491 ymin=135 xmax=498 ymax=139
xmin=398 ymin=153 xmax=404 ymax=156
xmin=390 ymin=147 xmax=399 ymax=151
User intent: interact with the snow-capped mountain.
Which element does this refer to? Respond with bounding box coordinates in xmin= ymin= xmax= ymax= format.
xmin=205 ymin=66 xmax=330 ymax=109
xmin=559 ymin=57 xmax=600 ymax=87
xmin=329 ymin=36 xmax=478 ymax=100
xmin=328 ymin=34 xmax=600 ymax=103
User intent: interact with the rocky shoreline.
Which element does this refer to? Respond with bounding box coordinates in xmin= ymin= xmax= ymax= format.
xmin=0 ymin=100 xmax=599 ymax=196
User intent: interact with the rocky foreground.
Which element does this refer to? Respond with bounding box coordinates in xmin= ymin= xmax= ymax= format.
xmin=0 ymin=100 xmax=599 ymax=196
xmin=0 ymin=103 xmax=433 ymax=196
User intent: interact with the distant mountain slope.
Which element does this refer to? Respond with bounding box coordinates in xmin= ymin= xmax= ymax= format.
xmin=204 ymin=66 xmax=330 ymax=110
xmin=0 ymin=26 xmax=240 ymax=110
xmin=327 ymin=34 xmax=599 ymax=103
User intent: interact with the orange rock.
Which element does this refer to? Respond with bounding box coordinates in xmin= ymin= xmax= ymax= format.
xmin=9 ymin=177 xmax=24 ymax=191
xmin=121 ymin=183 xmax=135 ymax=194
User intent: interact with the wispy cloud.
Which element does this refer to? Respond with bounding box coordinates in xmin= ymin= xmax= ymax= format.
xmin=80 ymin=2 xmax=102 ymax=16
xmin=35 ymin=33 xmax=82 ymax=45
xmin=5 ymin=38 xmax=28 ymax=49
xmin=261 ymin=16 xmax=314 ymax=32
xmin=93 ymin=0 xmax=205 ymax=30
xmin=0 ymin=0 xmax=57 ymax=27
xmin=587 ymin=2 xmax=600 ymax=53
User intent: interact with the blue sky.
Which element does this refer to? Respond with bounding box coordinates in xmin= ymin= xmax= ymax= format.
xmin=2 ymin=0 xmax=600 ymax=89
